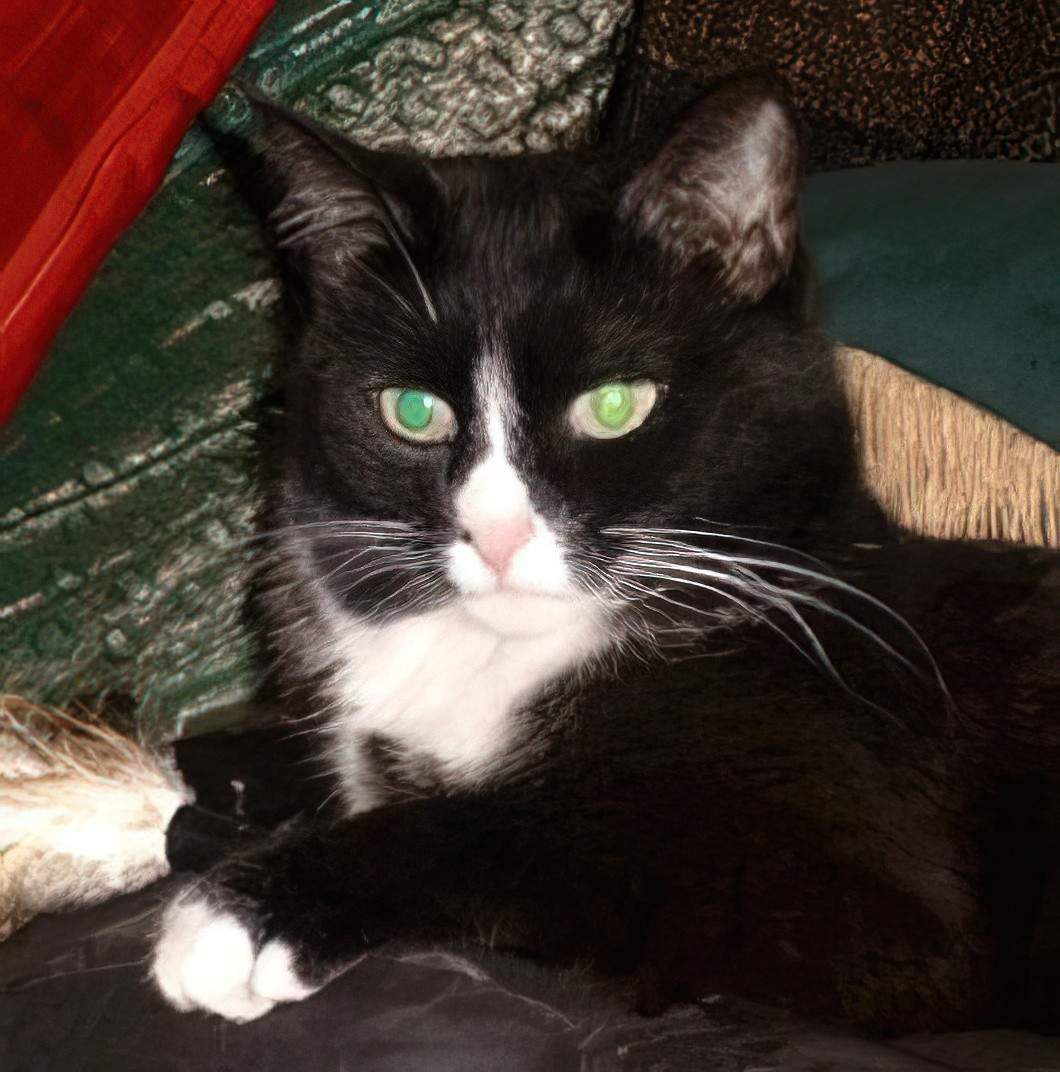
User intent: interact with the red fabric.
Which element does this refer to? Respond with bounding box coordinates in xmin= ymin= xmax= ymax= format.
xmin=0 ymin=0 xmax=275 ymax=424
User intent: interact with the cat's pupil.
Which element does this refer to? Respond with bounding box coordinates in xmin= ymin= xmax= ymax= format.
xmin=396 ymin=389 xmax=435 ymax=431
xmin=592 ymin=384 xmax=634 ymax=429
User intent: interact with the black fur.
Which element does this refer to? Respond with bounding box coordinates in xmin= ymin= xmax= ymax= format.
xmin=174 ymin=75 xmax=1060 ymax=1034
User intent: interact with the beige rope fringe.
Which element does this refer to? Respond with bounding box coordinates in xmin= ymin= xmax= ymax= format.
xmin=0 ymin=695 xmax=188 ymax=941
xmin=837 ymin=347 xmax=1060 ymax=549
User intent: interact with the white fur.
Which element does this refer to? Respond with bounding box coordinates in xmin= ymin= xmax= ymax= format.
xmin=300 ymin=348 xmax=612 ymax=811
xmin=325 ymin=595 xmax=605 ymax=807
xmin=322 ymin=355 xmax=609 ymax=808
xmin=454 ymin=404 xmax=529 ymax=541
xmin=450 ymin=358 xmax=570 ymax=600
xmin=446 ymin=513 xmax=571 ymax=601
xmin=252 ymin=939 xmax=319 ymax=1002
xmin=152 ymin=893 xmax=316 ymax=1021
xmin=503 ymin=518 xmax=572 ymax=597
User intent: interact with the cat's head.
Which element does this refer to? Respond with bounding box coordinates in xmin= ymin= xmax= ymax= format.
xmin=244 ymin=74 xmax=861 ymax=641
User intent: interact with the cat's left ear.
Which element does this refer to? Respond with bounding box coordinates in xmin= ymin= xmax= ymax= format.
xmin=218 ymin=85 xmax=439 ymax=300
xmin=620 ymin=73 xmax=801 ymax=303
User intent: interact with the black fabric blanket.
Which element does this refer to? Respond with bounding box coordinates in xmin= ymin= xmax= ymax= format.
xmin=7 ymin=878 xmax=1060 ymax=1071
xmin=4 ymin=722 xmax=1060 ymax=1071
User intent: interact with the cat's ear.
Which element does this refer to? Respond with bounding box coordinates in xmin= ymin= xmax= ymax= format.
xmin=227 ymin=86 xmax=438 ymax=307
xmin=619 ymin=73 xmax=801 ymax=303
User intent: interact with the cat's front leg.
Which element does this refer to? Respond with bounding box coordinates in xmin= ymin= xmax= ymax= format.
xmin=151 ymin=878 xmax=321 ymax=1021
xmin=150 ymin=819 xmax=367 ymax=1021
xmin=150 ymin=790 xmax=640 ymax=1021
xmin=151 ymin=801 xmax=453 ymax=1021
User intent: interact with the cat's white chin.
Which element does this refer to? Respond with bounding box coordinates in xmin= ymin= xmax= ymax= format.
xmin=461 ymin=590 xmax=586 ymax=638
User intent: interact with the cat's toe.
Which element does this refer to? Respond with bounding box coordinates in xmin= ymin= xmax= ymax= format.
xmin=251 ymin=939 xmax=319 ymax=1003
xmin=152 ymin=892 xmax=316 ymax=1021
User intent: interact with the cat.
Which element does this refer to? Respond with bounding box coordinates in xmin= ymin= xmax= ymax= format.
xmin=150 ymin=73 xmax=1060 ymax=1034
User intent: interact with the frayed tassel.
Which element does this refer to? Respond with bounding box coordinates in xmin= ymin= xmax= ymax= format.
xmin=837 ymin=347 xmax=1060 ymax=549
xmin=0 ymin=696 xmax=192 ymax=941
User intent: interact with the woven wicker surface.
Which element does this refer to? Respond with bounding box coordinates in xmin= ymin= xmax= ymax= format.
xmin=837 ymin=348 xmax=1060 ymax=549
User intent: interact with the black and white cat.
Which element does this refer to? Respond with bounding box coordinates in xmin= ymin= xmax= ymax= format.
xmin=151 ymin=74 xmax=1060 ymax=1033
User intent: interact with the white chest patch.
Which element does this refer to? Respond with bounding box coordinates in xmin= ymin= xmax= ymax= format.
xmin=322 ymin=595 xmax=606 ymax=809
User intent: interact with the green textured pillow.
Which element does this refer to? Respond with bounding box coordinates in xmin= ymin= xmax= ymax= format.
xmin=0 ymin=0 xmax=632 ymax=739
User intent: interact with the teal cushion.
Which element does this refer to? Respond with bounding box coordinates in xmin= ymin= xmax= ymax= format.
xmin=804 ymin=161 xmax=1060 ymax=448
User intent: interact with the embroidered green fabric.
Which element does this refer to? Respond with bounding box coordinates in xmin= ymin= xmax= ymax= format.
xmin=0 ymin=0 xmax=633 ymax=737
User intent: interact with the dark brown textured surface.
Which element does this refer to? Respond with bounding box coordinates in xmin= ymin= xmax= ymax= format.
xmin=610 ymin=0 xmax=1060 ymax=169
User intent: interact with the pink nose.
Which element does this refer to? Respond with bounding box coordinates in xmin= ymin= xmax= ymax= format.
xmin=469 ymin=514 xmax=534 ymax=576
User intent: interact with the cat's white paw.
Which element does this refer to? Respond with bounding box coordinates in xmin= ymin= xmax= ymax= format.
xmin=152 ymin=893 xmax=317 ymax=1021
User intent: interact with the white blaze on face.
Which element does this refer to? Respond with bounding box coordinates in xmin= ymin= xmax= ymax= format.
xmin=447 ymin=361 xmax=572 ymax=627
xmin=318 ymin=352 xmax=612 ymax=806
xmin=451 ymin=404 xmax=534 ymax=580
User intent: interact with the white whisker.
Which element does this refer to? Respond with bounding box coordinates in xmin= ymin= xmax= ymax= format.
xmin=641 ymin=557 xmax=923 ymax=682
xmin=607 ymin=524 xmax=834 ymax=572
xmin=612 ymin=528 xmax=951 ymax=703
xmin=621 ymin=563 xmax=912 ymax=730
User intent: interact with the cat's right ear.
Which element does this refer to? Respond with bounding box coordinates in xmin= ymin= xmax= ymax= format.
xmin=217 ymin=86 xmax=439 ymax=307
xmin=619 ymin=73 xmax=802 ymax=304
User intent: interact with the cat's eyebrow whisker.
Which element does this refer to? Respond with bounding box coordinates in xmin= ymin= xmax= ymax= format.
xmin=378 ymin=217 xmax=438 ymax=326
xmin=268 ymin=125 xmax=438 ymax=324
xmin=356 ymin=262 xmax=421 ymax=322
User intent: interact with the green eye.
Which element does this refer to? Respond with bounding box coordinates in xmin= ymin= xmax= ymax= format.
xmin=569 ymin=380 xmax=657 ymax=439
xmin=380 ymin=387 xmax=456 ymax=443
